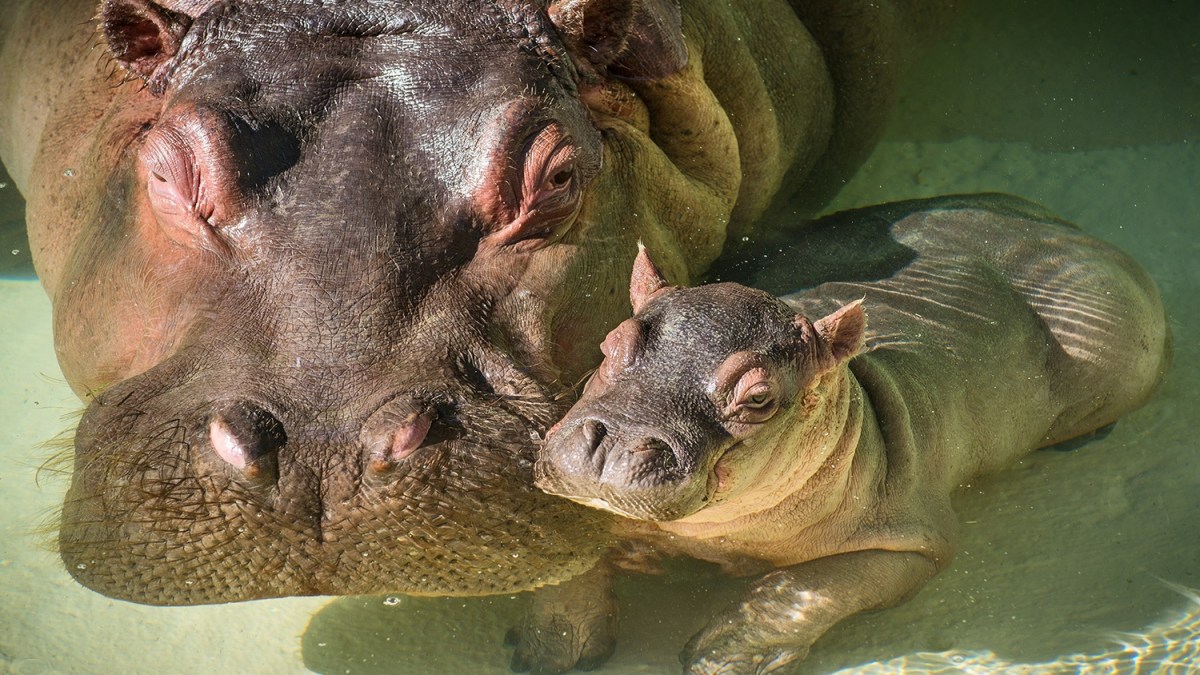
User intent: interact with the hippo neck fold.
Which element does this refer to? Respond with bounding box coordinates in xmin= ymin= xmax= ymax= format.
xmin=665 ymin=366 xmax=864 ymax=533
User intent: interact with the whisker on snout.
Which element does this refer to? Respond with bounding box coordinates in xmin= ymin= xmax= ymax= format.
xmin=557 ymin=366 xmax=598 ymax=401
xmin=35 ymin=426 xmax=79 ymax=486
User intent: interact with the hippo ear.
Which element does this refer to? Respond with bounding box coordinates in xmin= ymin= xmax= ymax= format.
xmin=99 ymin=0 xmax=193 ymax=88
xmin=630 ymin=243 xmax=675 ymax=314
xmin=811 ymin=299 xmax=867 ymax=364
xmin=549 ymin=0 xmax=688 ymax=80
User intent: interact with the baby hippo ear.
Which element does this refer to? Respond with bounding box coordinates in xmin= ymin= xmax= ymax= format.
xmin=629 ymin=243 xmax=675 ymax=314
xmin=549 ymin=0 xmax=688 ymax=80
xmin=100 ymin=0 xmax=195 ymax=90
xmin=813 ymin=299 xmax=867 ymax=364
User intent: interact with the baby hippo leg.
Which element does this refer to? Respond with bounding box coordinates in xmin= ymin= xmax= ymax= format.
xmin=683 ymin=550 xmax=937 ymax=674
xmin=507 ymin=561 xmax=619 ymax=674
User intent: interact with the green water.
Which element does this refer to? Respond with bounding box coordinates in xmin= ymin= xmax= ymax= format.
xmin=1 ymin=1 xmax=1197 ymax=673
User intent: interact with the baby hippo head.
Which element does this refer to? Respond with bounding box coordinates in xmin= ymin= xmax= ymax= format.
xmin=535 ymin=247 xmax=865 ymax=521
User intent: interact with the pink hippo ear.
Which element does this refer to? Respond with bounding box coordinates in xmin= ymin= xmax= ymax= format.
xmin=549 ymin=0 xmax=688 ymax=80
xmin=811 ymin=299 xmax=867 ymax=364
xmin=630 ymin=243 xmax=676 ymax=314
xmin=100 ymin=0 xmax=210 ymax=91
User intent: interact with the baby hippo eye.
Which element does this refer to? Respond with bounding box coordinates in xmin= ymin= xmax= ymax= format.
xmin=743 ymin=387 xmax=774 ymax=409
xmin=729 ymin=368 xmax=779 ymax=424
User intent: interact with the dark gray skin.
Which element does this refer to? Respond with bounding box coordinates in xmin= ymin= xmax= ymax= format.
xmin=535 ymin=195 xmax=1173 ymax=673
xmin=0 ymin=0 xmax=959 ymax=605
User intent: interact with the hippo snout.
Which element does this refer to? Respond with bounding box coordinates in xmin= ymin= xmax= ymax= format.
xmin=535 ymin=415 xmax=708 ymax=522
xmin=541 ymin=417 xmax=682 ymax=482
xmin=58 ymin=352 xmax=609 ymax=604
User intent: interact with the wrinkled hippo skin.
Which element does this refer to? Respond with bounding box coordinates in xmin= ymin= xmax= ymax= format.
xmin=0 ymin=0 xmax=957 ymax=604
xmin=535 ymin=194 xmax=1172 ymax=672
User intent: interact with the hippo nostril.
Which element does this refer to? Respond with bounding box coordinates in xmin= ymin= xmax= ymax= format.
xmin=577 ymin=418 xmax=611 ymax=475
xmin=631 ymin=438 xmax=679 ymax=473
xmin=367 ymin=411 xmax=434 ymax=475
xmin=581 ymin=419 xmax=607 ymax=454
xmin=362 ymin=393 xmax=448 ymax=477
xmin=208 ymin=401 xmax=285 ymax=480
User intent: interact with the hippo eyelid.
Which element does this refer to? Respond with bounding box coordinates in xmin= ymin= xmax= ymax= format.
xmin=522 ymin=124 xmax=578 ymax=196
xmin=707 ymin=351 xmax=769 ymax=402
xmin=497 ymin=122 xmax=586 ymax=245
xmin=599 ymin=319 xmax=644 ymax=379
xmin=728 ymin=370 xmax=780 ymax=421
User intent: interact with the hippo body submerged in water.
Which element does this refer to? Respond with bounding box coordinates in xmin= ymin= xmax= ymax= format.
xmin=536 ymin=195 xmax=1172 ymax=672
xmin=0 ymin=0 xmax=960 ymax=604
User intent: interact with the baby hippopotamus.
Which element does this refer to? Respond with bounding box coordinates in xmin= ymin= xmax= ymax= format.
xmin=534 ymin=195 xmax=1172 ymax=673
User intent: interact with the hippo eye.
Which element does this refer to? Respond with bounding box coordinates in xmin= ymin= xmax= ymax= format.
xmin=486 ymin=123 xmax=584 ymax=249
xmin=744 ymin=389 xmax=773 ymax=408
xmin=523 ymin=127 xmax=579 ymax=216
xmin=728 ymin=370 xmax=779 ymax=425
xmin=548 ymin=166 xmax=573 ymax=188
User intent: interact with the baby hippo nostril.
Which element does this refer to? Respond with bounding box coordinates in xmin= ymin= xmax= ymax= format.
xmin=631 ymin=438 xmax=679 ymax=472
xmin=581 ymin=419 xmax=607 ymax=455
xmin=208 ymin=401 xmax=286 ymax=480
xmin=580 ymin=418 xmax=609 ymax=473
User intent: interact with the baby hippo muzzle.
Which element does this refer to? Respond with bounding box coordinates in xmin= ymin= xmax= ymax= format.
xmin=535 ymin=411 xmax=715 ymax=522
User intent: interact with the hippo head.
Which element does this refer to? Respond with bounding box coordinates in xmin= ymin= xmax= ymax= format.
xmin=43 ymin=0 xmax=728 ymax=604
xmin=535 ymin=249 xmax=865 ymax=521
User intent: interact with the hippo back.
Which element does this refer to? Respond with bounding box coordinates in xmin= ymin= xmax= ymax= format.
xmin=716 ymin=194 xmax=1171 ymax=486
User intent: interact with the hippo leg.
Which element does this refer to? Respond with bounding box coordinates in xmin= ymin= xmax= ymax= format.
xmin=506 ymin=561 xmax=619 ymax=674
xmin=682 ymin=550 xmax=936 ymax=674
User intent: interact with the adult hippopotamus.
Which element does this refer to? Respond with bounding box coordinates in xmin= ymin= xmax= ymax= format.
xmin=535 ymin=195 xmax=1172 ymax=672
xmin=0 ymin=0 xmax=957 ymax=604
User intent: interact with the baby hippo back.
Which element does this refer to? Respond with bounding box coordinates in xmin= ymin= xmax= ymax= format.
xmin=732 ymin=194 xmax=1171 ymax=487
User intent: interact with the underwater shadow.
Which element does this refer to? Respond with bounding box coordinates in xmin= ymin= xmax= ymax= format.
xmin=710 ymin=192 xmax=1076 ymax=295
xmin=300 ymin=558 xmax=749 ymax=674
xmin=0 ymin=161 xmax=35 ymax=280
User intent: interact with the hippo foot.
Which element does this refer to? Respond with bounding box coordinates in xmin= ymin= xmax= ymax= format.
xmin=681 ymin=624 xmax=807 ymax=675
xmin=506 ymin=563 xmax=618 ymax=674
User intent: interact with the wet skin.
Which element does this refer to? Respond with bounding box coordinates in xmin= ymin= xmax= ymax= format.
xmin=535 ymin=195 xmax=1172 ymax=673
xmin=0 ymin=0 xmax=958 ymax=604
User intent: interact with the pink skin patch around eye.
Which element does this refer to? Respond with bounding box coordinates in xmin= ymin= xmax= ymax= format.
xmin=477 ymin=119 xmax=587 ymax=249
xmin=143 ymin=128 xmax=204 ymax=217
